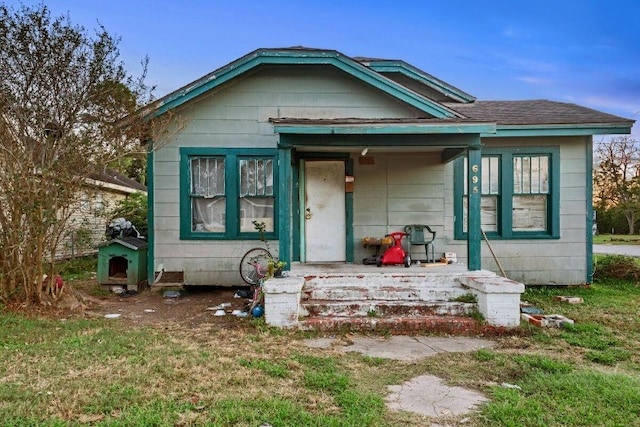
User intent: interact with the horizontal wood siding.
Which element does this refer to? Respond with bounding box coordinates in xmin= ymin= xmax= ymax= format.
xmin=155 ymin=65 xmax=420 ymax=285
xmin=353 ymin=152 xmax=445 ymax=264
xmin=443 ymin=136 xmax=590 ymax=285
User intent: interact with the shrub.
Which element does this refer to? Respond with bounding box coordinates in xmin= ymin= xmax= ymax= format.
xmin=593 ymin=255 xmax=640 ymax=282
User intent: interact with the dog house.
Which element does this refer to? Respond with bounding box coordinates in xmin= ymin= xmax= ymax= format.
xmin=97 ymin=237 xmax=148 ymax=291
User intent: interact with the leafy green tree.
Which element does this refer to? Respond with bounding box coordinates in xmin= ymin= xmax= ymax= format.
xmin=0 ymin=3 xmax=159 ymax=305
xmin=594 ymin=136 xmax=640 ymax=234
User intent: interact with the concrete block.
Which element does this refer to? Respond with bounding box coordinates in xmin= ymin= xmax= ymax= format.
xmin=263 ymin=277 xmax=304 ymax=328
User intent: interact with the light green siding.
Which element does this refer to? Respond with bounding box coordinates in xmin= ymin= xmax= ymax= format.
xmin=154 ymin=66 xmax=421 ymax=285
xmin=353 ymin=152 xmax=446 ymax=264
xmin=444 ymin=136 xmax=590 ymax=284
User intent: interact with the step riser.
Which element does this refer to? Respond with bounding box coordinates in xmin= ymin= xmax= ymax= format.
xmin=303 ymin=283 xmax=470 ymax=301
xmin=301 ymin=301 xmax=475 ymax=317
xmin=298 ymin=316 xmax=483 ymax=334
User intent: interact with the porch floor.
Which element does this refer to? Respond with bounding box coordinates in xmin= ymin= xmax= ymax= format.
xmin=287 ymin=261 xmax=489 ymax=276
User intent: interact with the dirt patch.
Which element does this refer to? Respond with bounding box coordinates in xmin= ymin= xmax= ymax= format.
xmin=77 ymin=281 xmax=258 ymax=330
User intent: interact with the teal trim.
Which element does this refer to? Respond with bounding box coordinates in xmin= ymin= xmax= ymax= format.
xmin=363 ymin=60 xmax=476 ymax=103
xmin=179 ymin=147 xmax=278 ymax=240
xmin=345 ymin=157 xmax=354 ymax=263
xmin=146 ymin=143 xmax=155 ymax=285
xmin=150 ymin=48 xmax=460 ymax=119
xmin=296 ymin=159 xmax=305 ymax=261
xmin=273 ymin=123 xmax=495 ymax=135
xmin=467 ymin=146 xmax=482 ymax=270
xmin=454 ymin=146 xmax=561 ymax=240
xmin=486 ymin=124 xmax=633 ymax=138
xmin=585 ymin=137 xmax=594 ymax=284
xmin=278 ymin=147 xmax=292 ymax=266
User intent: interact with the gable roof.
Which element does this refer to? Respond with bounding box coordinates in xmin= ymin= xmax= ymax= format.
xmin=145 ymin=47 xmax=462 ymax=120
xmin=355 ymin=57 xmax=475 ymax=103
xmin=142 ymin=46 xmax=634 ymax=137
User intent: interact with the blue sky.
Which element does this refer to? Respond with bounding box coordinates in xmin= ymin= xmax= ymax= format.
xmin=17 ymin=0 xmax=640 ymax=136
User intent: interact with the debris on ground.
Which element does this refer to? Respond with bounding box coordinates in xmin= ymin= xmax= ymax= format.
xmin=501 ymin=383 xmax=522 ymax=390
xmin=234 ymin=289 xmax=252 ymax=298
xmin=554 ymin=296 xmax=584 ymax=304
xmin=163 ymin=290 xmax=180 ymax=298
xmin=521 ymin=313 xmax=574 ymax=328
xmin=520 ymin=302 xmax=544 ymax=314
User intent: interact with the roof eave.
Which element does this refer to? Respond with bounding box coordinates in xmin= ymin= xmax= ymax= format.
xmin=486 ymin=122 xmax=634 ymax=138
xmin=361 ymin=60 xmax=476 ymax=103
xmin=147 ymin=48 xmax=464 ymax=120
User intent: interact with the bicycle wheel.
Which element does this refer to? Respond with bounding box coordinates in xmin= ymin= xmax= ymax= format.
xmin=239 ymin=247 xmax=272 ymax=285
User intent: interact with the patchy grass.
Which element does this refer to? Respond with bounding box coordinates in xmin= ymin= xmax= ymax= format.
xmin=1 ymin=275 xmax=640 ymax=426
xmin=593 ymin=233 xmax=640 ymax=245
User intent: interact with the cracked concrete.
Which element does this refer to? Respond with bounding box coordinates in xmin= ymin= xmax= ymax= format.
xmin=303 ymin=336 xmax=493 ymax=421
xmin=386 ymin=374 xmax=489 ymax=417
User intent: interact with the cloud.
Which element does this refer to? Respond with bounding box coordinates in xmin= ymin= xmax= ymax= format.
xmin=516 ymin=76 xmax=552 ymax=85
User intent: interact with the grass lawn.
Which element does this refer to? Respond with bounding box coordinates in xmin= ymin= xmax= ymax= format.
xmin=593 ymin=233 xmax=640 ymax=245
xmin=1 ymin=273 xmax=640 ymax=425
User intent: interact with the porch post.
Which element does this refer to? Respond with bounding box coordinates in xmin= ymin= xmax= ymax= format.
xmin=278 ymin=146 xmax=292 ymax=266
xmin=467 ymin=145 xmax=482 ymax=270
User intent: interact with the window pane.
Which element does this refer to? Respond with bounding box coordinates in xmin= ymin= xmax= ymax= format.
xmin=463 ymin=195 xmax=498 ymax=233
xmin=514 ymin=156 xmax=549 ymax=195
xmin=513 ymin=195 xmax=547 ymax=231
xmin=240 ymin=197 xmax=274 ymax=232
xmin=539 ymin=156 xmax=549 ymax=193
xmin=240 ymin=158 xmax=274 ymax=197
xmin=482 ymin=156 xmax=499 ymax=195
xmin=192 ymin=197 xmax=226 ymax=232
xmin=191 ymin=157 xmax=224 ymax=196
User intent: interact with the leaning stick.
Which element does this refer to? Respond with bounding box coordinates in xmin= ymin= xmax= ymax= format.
xmin=481 ymin=229 xmax=507 ymax=278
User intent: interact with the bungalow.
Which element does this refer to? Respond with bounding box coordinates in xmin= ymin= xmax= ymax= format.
xmin=144 ymin=47 xmax=634 ymax=290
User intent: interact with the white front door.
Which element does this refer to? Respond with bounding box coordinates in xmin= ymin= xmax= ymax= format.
xmin=304 ymin=160 xmax=346 ymax=262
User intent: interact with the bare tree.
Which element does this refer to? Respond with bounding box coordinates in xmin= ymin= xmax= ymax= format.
xmin=0 ymin=3 xmax=157 ymax=305
xmin=593 ymin=136 xmax=640 ymax=234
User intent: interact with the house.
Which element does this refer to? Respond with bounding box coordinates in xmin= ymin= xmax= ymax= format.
xmin=144 ymin=47 xmax=634 ymax=290
xmin=59 ymin=168 xmax=147 ymax=258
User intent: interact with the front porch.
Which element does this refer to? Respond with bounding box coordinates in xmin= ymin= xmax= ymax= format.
xmin=262 ymin=262 xmax=525 ymax=333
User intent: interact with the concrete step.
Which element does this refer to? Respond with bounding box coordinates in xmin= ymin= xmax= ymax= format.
xmin=298 ymin=315 xmax=484 ymax=334
xmin=302 ymin=282 xmax=471 ymax=302
xmin=301 ymin=300 xmax=475 ymax=318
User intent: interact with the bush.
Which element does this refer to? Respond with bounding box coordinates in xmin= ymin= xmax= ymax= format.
xmin=110 ymin=192 xmax=148 ymax=238
xmin=593 ymin=255 xmax=640 ymax=282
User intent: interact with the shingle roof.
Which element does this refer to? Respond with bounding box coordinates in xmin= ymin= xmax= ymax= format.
xmin=90 ymin=168 xmax=147 ymax=192
xmin=443 ymin=100 xmax=633 ymax=126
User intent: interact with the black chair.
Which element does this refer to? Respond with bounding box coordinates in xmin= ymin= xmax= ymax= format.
xmin=404 ymin=224 xmax=436 ymax=263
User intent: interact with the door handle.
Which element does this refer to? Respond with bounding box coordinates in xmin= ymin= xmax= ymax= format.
xmin=305 ymin=208 xmax=312 ymax=220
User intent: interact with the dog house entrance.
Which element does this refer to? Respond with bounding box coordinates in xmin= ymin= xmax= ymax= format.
xmin=109 ymin=256 xmax=128 ymax=279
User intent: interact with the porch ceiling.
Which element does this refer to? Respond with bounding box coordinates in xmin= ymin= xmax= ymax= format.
xmin=276 ymin=131 xmax=483 ymax=152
